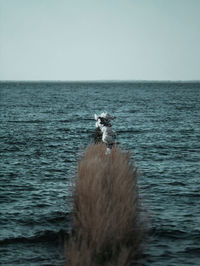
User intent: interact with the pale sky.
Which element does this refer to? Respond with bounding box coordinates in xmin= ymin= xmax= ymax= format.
xmin=0 ymin=0 xmax=200 ymax=81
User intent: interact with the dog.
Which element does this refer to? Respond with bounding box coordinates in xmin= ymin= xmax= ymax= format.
xmin=94 ymin=112 xmax=116 ymax=154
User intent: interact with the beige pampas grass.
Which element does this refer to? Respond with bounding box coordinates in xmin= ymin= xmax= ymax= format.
xmin=66 ymin=143 xmax=144 ymax=266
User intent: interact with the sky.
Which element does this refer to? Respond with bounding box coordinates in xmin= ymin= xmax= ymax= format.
xmin=0 ymin=0 xmax=200 ymax=81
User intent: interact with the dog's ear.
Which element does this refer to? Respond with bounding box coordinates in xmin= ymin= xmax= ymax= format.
xmin=94 ymin=114 xmax=98 ymax=120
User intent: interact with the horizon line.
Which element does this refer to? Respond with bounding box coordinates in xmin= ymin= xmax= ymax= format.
xmin=0 ymin=79 xmax=200 ymax=83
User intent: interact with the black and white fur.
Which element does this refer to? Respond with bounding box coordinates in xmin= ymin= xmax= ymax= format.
xmin=94 ymin=112 xmax=116 ymax=154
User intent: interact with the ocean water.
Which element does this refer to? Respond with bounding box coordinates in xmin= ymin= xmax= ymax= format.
xmin=0 ymin=81 xmax=200 ymax=266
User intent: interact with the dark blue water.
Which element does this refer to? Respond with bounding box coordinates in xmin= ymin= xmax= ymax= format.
xmin=0 ymin=81 xmax=200 ymax=265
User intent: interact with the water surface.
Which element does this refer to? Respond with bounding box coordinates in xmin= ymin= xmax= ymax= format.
xmin=0 ymin=81 xmax=200 ymax=265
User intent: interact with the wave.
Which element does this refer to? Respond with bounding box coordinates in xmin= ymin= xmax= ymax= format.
xmin=1 ymin=211 xmax=72 ymax=226
xmin=169 ymin=181 xmax=186 ymax=186
xmin=184 ymin=247 xmax=200 ymax=255
xmin=117 ymin=129 xmax=144 ymax=134
xmin=150 ymin=227 xmax=200 ymax=241
xmin=6 ymin=120 xmax=45 ymax=123
xmin=0 ymin=229 xmax=69 ymax=245
xmin=174 ymin=192 xmax=200 ymax=198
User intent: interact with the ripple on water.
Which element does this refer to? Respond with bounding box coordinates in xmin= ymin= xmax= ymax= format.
xmin=1 ymin=81 xmax=200 ymax=265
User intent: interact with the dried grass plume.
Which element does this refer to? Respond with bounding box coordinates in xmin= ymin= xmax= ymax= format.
xmin=66 ymin=143 xmax=144 ymax=266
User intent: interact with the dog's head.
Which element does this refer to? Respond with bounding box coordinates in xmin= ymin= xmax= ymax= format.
xmin=94 ymin=112 xmax=115 ymax=128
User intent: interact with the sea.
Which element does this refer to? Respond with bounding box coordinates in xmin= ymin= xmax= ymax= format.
xmin=0 ymin=81 xmax=200 ymax=266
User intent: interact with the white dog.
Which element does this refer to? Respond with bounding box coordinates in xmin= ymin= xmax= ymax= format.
xmin=94 ymin=112 xmax=116 ymax=154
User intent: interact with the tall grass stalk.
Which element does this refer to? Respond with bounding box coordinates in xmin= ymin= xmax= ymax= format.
xmin=66 ymin=143 xmax=144 ymax=266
